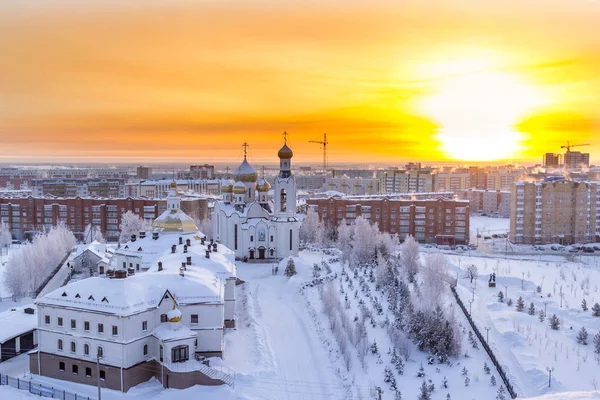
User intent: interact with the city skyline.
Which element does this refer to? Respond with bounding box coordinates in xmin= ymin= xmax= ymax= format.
xmin=1 ymin=0 xmax=599 ymax=163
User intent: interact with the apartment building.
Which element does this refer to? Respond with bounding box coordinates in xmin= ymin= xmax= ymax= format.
xmin=32 ymin=179 xmax=126 ymax=198
xmin=379 ymin=168 xmax=436 ymax=193
xmin=458 ymin=189 xmax=511 ymax=217
xmin=510 ymin=180 xmax=600 ymax=245
xmin=436 ymin=172 xmax=471 ymax=193
xmin=0 ymin=196 xmax=208 ymax=241
xmin=307 ymin=196 xmax=469 ymax=244
xmin=137 ymin=179 xmax=222 ymax=198
xmin=322 ymin=177 xmax=381 ymax=195
xmin=564 ymin=151 xmax=590 ymax=169
xmin=486 ymin=170 xmax=523 ymax=191
xmin=136 ymin=166 xmax=152 ymax=180
xmin=543 ymin=153 xmax=561 ymax=168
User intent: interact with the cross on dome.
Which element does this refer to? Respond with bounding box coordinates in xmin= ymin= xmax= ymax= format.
xmin=242 ymin=142 xmax=249 ymax=159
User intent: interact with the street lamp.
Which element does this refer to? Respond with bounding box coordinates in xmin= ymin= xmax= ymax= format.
xmin=485 ymin=326 xmax=491 ymax=343
xmin=469 ymin=299 xmax=474 ymax=316
xmin=521 ymin=272 xmax=525 ymax=291
xmin=546 ymin=367 xmax=555 ymax=388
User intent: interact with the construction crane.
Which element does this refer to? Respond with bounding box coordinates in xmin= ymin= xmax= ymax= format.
xmin=561 ymin=141 xmax=589 ymax=152
xmin=309 ymin=133 xmax=328 ymax=172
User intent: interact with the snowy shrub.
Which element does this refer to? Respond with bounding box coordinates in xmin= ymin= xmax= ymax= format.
xmin=468 ymin=331 xmax=479 ymax=349
xmin=582 ymin=298 xmax=588 ymax=311
xmin=461 ymin=366 xmax=468 ymax=376
xmin=484 ymin=362 xmax=491 ymax=374
xmin=538 ymin=310 xmax=546 ymax=322
xmin=528 ymin=302 xmax=536 ymax=316
xmin=284 ymin=258 xmax=297 ymax=277
xmin=516 ymin=296 xmax=525 ymax=312
xmin=464 ymin=376 xmax=470 ymax=386
xmin=496 ymin=385 xmax=507 ymax=400
xmin=490 ymin=375 xmax=496 ymax=386
xmin=417 ymin=381 xmax=431 ymax=400
xmin=507 ymin=298 xmax=513 ymax=307
xmin=592 ymin=303 xmax=600 ymax=317
xmin=593 ymin=332 xmax=600 ymax=354
xmin=497 ymin=291 xmax=504 ymax=303
xmin=576 ymin=327 xmax=589 ymax=345
xmin=441 ymin=376 xmax=448 ymax=389
xmin=549 ymin=314 xmax=561 ymax=330
xmin=417 ymin=363 xmax=425 ymax=377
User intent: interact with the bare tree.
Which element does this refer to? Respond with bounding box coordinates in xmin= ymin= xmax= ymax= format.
xmin=464 ymin=264 xmax=478 ymax=284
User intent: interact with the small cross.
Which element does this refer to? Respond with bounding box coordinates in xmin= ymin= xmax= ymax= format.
xmin=283 ymin=131 xmax=288 ymax=144
xmin=242 ymin=142 xmax=249 ymax=159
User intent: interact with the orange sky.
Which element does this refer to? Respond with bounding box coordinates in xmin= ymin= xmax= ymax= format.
xmin=0 ymin=0 xmax=599 ymax=164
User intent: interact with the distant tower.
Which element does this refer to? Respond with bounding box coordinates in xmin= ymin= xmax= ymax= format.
xmin=273 ymin=132 xmax=297 ymax=218
xmin=166 ymin=181 xmax=180 ymax=211
xmin=232 ymin=142 xmax=258 ymax=203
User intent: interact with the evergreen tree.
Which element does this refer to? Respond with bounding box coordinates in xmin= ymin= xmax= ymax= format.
xmin=441 ymin=376 xmax=448 ymax=389
xmin=549 ymin=314 xmax=561 ymax=330
xmin=284 ymin=258 xmax=297 ymax=277
xmin=576 ymin=326 xmax=589 ymax=345
xmin=312 ymin=263 xmax=321 ymax=278
xmin=417 ymin=363 xmax=426 ymax=378
xmin=417 ymin=381 xmax=431 ymax=400
xmin=496 ymin=385 xmax=507 ymax=400
xmin=491 ymin=375 xmax=497 ymax=386
xmin=468 ymin=331 xmax=479 ymax=349
xmin=516 ymin=296 xmax=525 ymax=312
xmin=392 ymin=348 xmax=404 ymax=375
xmin=538 ymin=309 xmax=546 ymax=322
xmin=484 ymin=362 xmax=491 ymax=374
xmin=427 ymin=379 xmax=435 ymax=393
xmin=371 ymin=340 xmax=379 ymax=355
xmin=593 ymin=332 xmax=600 ymax=355
xmin=395 ymin=390 xmax=402 ymax=400
xmin=582 ymin=298 xmax=588 ymax=311
xmin=507 ymin=298 xmax=513 ymax=307
xmin=497 ymin=291 xmax=504 ymax=303
xmin=446 ymin=395 xmax=451 ymax=400
xmin=592 ymin=303 xmax=600 ymax=317
xmin=464 ymin=376 xmax=470 ymax=386
xmin=461 ymin=366 xmax=468 ymax=376
xmin=528 ymin=302 xmax=536 ymax=316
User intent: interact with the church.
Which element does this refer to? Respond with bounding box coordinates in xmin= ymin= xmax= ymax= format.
xmin=213 ymin=135 xmax=300 ymax=261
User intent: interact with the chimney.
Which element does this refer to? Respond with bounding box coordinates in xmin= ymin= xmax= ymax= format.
xmin=205 ymin=250 xmax=210 ymax=259
xmin=131 ymin=234 xmax=137 ymax=242
xmin=201 ymin=237 xmax=205 ymax=245
xmin=179 ymin=237 xmax=183 ymax=245
xmin=186 ymin=238 xmax=191 ymax=247
xmin=152 ymin=231 xmax=159 ymax=240
xmin=158 ymin=261 xmax=163 ymax=271
xmin=212 ymin=243 xmax=217 ymax=252
xmin=186 ymin=256 xmax=191 ymax=266
xmin=183 ymin=245 xmax=188 ymax=253
xmin=139 ymin=231 xmax=146 ymax=239
xmin=179 ymin=266 xmax=185 ymax=277
xmin=171 ymin=245 xmax=176 ymax=254
xmin=181 ymin=262 xmax=187 ymax=271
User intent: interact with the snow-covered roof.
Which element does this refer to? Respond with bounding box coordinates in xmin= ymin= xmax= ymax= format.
xmin=0 ymin=306 xmax=37 ymax=344
xmin=153 ymin=323 xmax=197 ymax=342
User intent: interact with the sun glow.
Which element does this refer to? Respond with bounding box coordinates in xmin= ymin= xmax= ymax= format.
xmin=421 ymin=66 xmax=544 ymax=161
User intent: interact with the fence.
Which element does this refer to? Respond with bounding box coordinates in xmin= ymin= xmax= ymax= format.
xmin=0 ymin=292 xmax=35 ymax=302
xmin=0 ymin=374 xmax=95 ymax=400
xmin=450 ymin=285 xmax=518 ymax=399
xmin=35 ymin=252 xmax=70 ymax=297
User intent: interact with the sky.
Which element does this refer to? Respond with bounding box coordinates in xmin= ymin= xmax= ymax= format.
xmin=0 ymin=0 xmax=599 ymax=165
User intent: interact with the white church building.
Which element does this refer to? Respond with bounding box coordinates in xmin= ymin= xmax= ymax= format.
xmin=30 ymin=183 xmax=236 ymax=392
xmin=213 ymin=137 xmax=301 ymax=261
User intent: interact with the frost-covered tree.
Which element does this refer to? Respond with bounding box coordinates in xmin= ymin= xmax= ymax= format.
xmin=549 ymin=314 xmax=561 ymax=330
xmin=441 ymin=376 xmax=448 ymax=389
xmin=538 ymin=309 xmax=546 ymax=322
xmin=507 ymin=298 xmax=513 ymax=307
xmin=592 ymin=303 xmax=600 ymax=317
xmin=497 ymin=291 xmax=504 ymax=303
xmin=490 ymin=375 xmax=497 ymax=386
xmin=351 ymin=216 xmax=381 ymax=263
xmin=196 ymin=216 xmax=214 ymax=239
xmin=582 ymin=298 xmax=588 ymax=312
xmin=516 ymin=296 xmax=525 ymax=312
xmin=420 ymin=254 xmax=450 ymax=308
xmin=299 ymin=207 xmax=320 ymax=244
xmin=496 ymin=385 xmax=507 ymax=400
xmin=528 ymin=302 xmax=536 ymax=316
xmin=391 ymin=347 xmax=404 ymax=375
xmin=464 ymin=376 xmax=470 ymax=386
xmin=484 ymin=362 xmax=491 ymax=374
xmin=576 ymin=327 xmax=589 ymax=345
xmin=118 ymin=211 xmax=146 ymax=243
xmin=461 ymin=367 xmax=468 ymax=376
xmin=417 ymin=381 xmax=431 ymax=400
xmin=370 ymin=339 xmax=379 ymax=355
xmin=464 ymin=264 xmax=478 ymax=283
xmin=400 ymin=235 xmax=420 ymax=283
xmin=284 ymin=258 xmax=297 ymax=277
xmin=593 ymin=332 xmax=600 ymax=354
xmin=417 ymin=363 xmax=426 ymax=378
xmin=92 ymin=226 xmax=105 ymax=243
xmin=337 ymin=221 xmax=354 ymax=266
xmin=0 ymin=221 xmax=12 ymax=250
xmin=468 ymin=331 xmax=479 ymax=349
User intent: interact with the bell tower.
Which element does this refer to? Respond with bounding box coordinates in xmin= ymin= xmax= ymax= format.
xmin=273 ymin=132 xmax=297 ymax=218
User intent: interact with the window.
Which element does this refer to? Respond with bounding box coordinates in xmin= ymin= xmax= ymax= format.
xmin=100 ymin=370 xmax=106 ymax=381
xmin=58 ymin=339 xmax=63 ymax=351
xmin=58 ymin=317 xmax=63 ymax=327
xmin=142 ymin=321 xmax=148 ymax=331
xmin=84 ymin=321 xmax=90 ymax=331
xmin=97 ymin=346 xmax=104 ymax=358
xmin=112 ymin=325 xmax=118 ymax=336
xmin=86 ymin=367 xmax=92 ymax=378
xmin=72 ymin=365 xmax=78 ymax=375
xmin=191 ymin=314 xmax=198 ymax=325
xmin=71 ymin=341 xmax=76 ymax=353
xmin=59 ymin=362 xmax=65 ymax=372
xmin=44 ymin=315 xmax=50 ymax=325
xmin=98 ymin=323 xmax=104 ymax=333
xmin=159 ymin=345 xmax=163 ymax=362
xmin=172 ymin=345 xmax=189 ymax=363
xmin=160 ymin=314 xmax=168 ymax=323
xmin=84 ymin=344 xmax=89 ymax=356
xmin=290 ymin=229 xmax=293 ymax=250
xmin=71 ymin=319 xmax=76 ymax=329
xmin=143 ymin=344 xmax=148 ymax=356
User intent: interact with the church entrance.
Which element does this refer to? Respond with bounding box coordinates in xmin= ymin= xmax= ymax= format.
xmin=249 ymin=249 xmax=255 ymax=260
xmin=258 ymin=247 xmax=266 ymax=259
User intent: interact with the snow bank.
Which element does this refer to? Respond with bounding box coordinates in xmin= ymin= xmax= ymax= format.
xmin=524 ymin=392 xmax=600 ymax=400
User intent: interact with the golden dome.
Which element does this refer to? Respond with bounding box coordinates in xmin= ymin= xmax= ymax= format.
xmin=233 ymin=181 xmax=247 ymax=194
xmin=170 ymin=181 xmax=177 ymax=189
xmin=233 ymin=158 xmax=258 ymax=183
xmin=167 ymin=308 xmax=182 ymax=323
xmin=221 ymin=179 xmax=234 ymax=193
xmin=256 ymin=178 xmax=271 ymax=192
xmin=152 ymin=210 xmax=198 ymax=234
xmin=278 ymin=143 xmax=293 ymax=159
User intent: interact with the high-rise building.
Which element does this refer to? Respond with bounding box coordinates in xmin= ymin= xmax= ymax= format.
xmin=564 ymin=151 xmax=590 ymax=169
xmin=457 ymin=189 xmax=511 ymax=217
xmin=510 ymin=180 xmax=600 ymax=245
xmin=136 ymin=166 xmax=152 ymax=180
xmin=543 ymin=153 xmax=561 ymax=168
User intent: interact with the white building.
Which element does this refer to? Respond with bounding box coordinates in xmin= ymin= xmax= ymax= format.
xmin=30 ymin=183 xmax=236 ymax=391
xmin=213 ymin=139 xmax=301 ymax=260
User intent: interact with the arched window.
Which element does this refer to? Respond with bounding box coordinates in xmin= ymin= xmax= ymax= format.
xmin=289 ymin=229 xmax=293 ymax=250
xmin=234 ymin=224 xmax=238 ymax=250
xmin=280 ymin=189 xmax=287 ymax=212
xmin=57 ymin=339 xmax=63 ymax=351
xmin=160 ymin=314 xmax=168 ymax=323
xmin=84 ymin=344 xmax=90 ymax=356
xmin=143 ymin=344 xmax=148 ymax=356
xmin=97 ymin=346 xmax=104 ymax=358
xmin=70 ymin=341 xmax=76 ymax=353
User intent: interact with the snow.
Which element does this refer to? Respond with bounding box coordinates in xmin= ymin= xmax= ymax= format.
xmin=524 ymin=392 xmax=600 ymax=400
xmin=0 ymin=305 xmax=36 ymax=343
xmin=152 ymin=323 xmax=195 ymax=341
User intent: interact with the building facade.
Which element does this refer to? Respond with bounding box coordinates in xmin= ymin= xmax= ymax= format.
xmin=543 ymin=153 xmax=561 ymax=168
xmin=213 ymin=139 xmax=301 ymax=260
xmin=510 ymin=180 xmax=600 ymax=245
xmin=564 ymin=151 xmax=590 ymax=169
xmin=457 ymin=189 xmax=511 ymax=217
xmin=137 ymin=179 xmax=222 ymax=198
xmin=322 ymin=177 xmax=381 ymax=195
xmin=32 ymin=178 xmax=126 ymax=198
xmin=307 ymin=196 xmax=470 ymax=245
xmin=136 ymin=166 xmax=152 ymax=180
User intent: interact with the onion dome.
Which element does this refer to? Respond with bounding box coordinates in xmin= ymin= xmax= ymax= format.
xmin=256 ymin=177 xmax=271 ymax=192
xmin=233 ymin=158 xmax=258 ymax=182
xmin=170 ymin=181 xmax=177 ymax=189
xmin=152 ymin=211 xmax=198 ymax=233
xmin=278 ymin=143 xmax=293 ymax=159
xmin=167 ymin=307 xmax=182 ymax=323
xmin=233 ymin=181 xmax=247 ymax=194
xmin=221 ymin=179 xmax=234 ymax=193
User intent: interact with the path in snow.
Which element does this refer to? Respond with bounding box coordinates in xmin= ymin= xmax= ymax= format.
xmin=226 ymin=262 xmax=345 ymax=400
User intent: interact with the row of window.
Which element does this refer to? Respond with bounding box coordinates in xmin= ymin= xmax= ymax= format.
xmin=58 ymin=340 xmax=104 ymax=358
xmin=58 ymin=362 xmax=106 ymax=380
xmin=45 ymin=316 xmax=120 ymax=336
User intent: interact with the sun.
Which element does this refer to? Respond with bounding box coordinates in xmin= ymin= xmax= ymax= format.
xmin=420 ymin=67 xmax=544 ymax=161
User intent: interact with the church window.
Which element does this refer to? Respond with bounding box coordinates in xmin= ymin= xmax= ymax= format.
xmin=84 ymin=344 xmax=89 ymax=355
xmin=71 ymin=319 xmax=76 ymax=329
xmin=100 ymin=370 xmax=106 ymax=381
xmin=86 ymin=367 xmax=92 ymax=378
xmin=57 ymin=339 xmax=63 ymax=351
xmin=172 ymin=345 xmax=189 ymax=363
xmin=159 ymin=345 xmax=163 ymax=362
xmin=290 ymin=229 xmax=293 ymax=250
xmin=98 ymin=323 xmax=104 ymax=333
xmin=270 ymin=235 xmax=273 ymax=242
xmin=59 ymin=362 xmax=65 ymax=372
xmin=84 ymin=321 xmax=90 ymax=331
xmin=97 ymin=346 xmax=104 ymax=358
xmin=70 ymin=341 xmax=76 ymax=353
xmin=191 ymin=314 xmax=198 ymax=324
xmin=142 ymin=321 xmax=148 ymax=331
xmin=250 ymin=235 xmax=253 ymax=242
xmin=160 ymin=314 xmax=168 ymax=323
xmin=280 ymin=189 xmax=287 ymax=212
xmin=44 ymin=315 xmax=50 ymax=325
xmin=72 ymin=364 xmax=78 ymax=375
xmin=234 ymin=224 xmax=238 ymax=250
xmin=143 ymin=344 xmax=148 ymax=356
xmin=112 ymin=325 xmax=118 ymax=336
